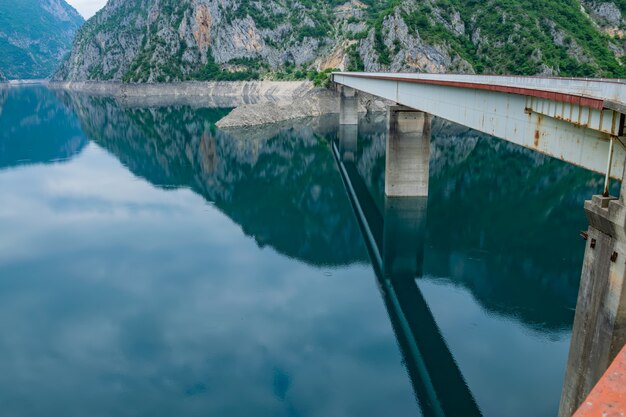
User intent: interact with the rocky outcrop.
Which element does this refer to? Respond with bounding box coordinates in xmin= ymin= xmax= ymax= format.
xmin=582 ymin=1 xmax=626 ymax=34
xmin=216 ymin=90 xmax=339 ymax=128
xmin=215 ymin=88 xmax=391 ymax=127
xmin=0 ymin=0 xmax=83 ymax=79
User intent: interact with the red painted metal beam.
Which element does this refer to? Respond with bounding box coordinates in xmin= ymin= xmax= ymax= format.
xmin=573 ymin=345 xmax=626 ymax=417
xmin=338 ymin=74 xmax=607 ymax=110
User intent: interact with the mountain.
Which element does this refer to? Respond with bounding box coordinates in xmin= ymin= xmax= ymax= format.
xmin=54 ymin=0 xmax=626 ymax=82
xmin=0 ymin=0 xmax=84 ymax=79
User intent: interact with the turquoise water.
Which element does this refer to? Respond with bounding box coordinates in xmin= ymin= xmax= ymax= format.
xmin=0 ymin=86 xmax=611 ymax=417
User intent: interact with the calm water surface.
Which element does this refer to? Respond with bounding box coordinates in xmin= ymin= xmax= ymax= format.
xmin=0 ymin=86 xmax=612 ymax=417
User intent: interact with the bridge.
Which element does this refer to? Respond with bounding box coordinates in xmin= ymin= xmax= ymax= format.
xmin=332 ymin=72 xmax=626 ymax=417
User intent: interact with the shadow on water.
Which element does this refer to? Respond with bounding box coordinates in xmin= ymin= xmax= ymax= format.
xmin=353 ymin=113 xmax=616 ymax=333
xmin=333 ymin=123 xmax=482 ymax=417
xmin=332 ymin=113 xmax=616 ymax=415
xmin=0 ymin=87 xmax=87 ymax=170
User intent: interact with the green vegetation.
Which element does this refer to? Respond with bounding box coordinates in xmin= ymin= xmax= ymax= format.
xmin=193 ymin=50 xmax=261 ymax=81
xmin=363 ymin=0 xmax=625 ymax=77
xmin=309 ymin=68 xmax=338 ymax=87
xmin=346 ymin=44 xmax=365 ymax=72
xmin=341 ymin=0 xmax=625 ymax=77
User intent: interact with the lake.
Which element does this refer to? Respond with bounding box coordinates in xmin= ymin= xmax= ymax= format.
xmin=0 ymin=86 xmax=611 ymax=417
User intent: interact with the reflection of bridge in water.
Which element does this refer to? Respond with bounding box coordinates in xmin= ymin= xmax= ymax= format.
xmin=332 ymin=124 xmax=482 ymax=416
xmin=333 ymin=72 xmax=626 ymax=416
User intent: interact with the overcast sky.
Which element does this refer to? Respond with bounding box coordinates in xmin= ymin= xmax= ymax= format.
xmin=66 ymin=0 xmax=107 ymax=19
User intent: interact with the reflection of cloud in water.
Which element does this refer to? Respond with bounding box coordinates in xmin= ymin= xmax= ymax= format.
xmin=0 ymin=88 xmax=611 ymax=417
xmin=0 ymin=145 xmax=418 ymax=416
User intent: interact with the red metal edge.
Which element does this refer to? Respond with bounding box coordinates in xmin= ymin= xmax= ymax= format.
xmin=337 ymin=74 xmax=607 ymax=110
xmin=573 ymin=344 xmax=626 ymax=417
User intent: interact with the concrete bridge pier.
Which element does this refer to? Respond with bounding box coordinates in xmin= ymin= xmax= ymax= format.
xmin=338 ymin=86 xmax=359 ymax=162
xmin=339 ymin=85 xmax=358 ymax=126
xmin=386 ymin=107 xmax=431 ymax=197
xmin=559 ymin=175 xmax=626 ymax=417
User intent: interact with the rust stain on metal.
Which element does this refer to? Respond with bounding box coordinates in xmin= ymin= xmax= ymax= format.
xmin=534 ymin=115 xmax=543 ymax=147
xmin=599 ymin=109 xmax=604 ymax=130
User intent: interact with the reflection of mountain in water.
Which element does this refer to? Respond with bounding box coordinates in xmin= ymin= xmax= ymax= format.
xmin=50 ymin=90 xmax=606 ymax=332
xmin=0 ymin=87 xmax=87 ymax=170
xmin=355 ymin=115 xmax=611 ymax=333
xmin=58 ymin=92 xmax=368 ymax=267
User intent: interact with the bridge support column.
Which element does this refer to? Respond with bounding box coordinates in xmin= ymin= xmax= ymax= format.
xmin=559 ymin=184 xmax=626 ymax=417
xmin=385 ymin=107 xmax=431 ymax=197
xmin=339 ymin=86 xmax=358 ymax=126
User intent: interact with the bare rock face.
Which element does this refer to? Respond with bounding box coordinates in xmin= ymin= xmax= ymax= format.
xmin=582 ymin=1 xmax=626 ymax=29
xmin=383 ymin=9 xmax=454 ymax=73
xmin=55 ymin=0 xmax=337 ymax=82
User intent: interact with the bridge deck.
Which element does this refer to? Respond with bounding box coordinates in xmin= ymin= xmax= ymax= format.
xmin=334 ymin=73 xmax=626 ymax=113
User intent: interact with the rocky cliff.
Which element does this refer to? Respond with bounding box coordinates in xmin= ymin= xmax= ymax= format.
xmin=55 ymin=0 xmax=626 ymax=82
xmin=0 ymin=0 xmax=84 ymax=79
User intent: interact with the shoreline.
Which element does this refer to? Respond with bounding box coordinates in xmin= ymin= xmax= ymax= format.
xmin=47 ymin=80 xmax=317 ymax=99
xmin=43 ymin=80 xmax=391 ymax=127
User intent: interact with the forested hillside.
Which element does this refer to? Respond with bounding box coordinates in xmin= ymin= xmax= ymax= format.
xmin=55 ymin=0 xmax=626 ymax=82
xmin=0 ymin=0 xmax=84 ymax=79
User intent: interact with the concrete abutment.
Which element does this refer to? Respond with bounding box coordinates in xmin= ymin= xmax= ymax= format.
xmin=559 ymin=184 xmax=626 ymax=416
